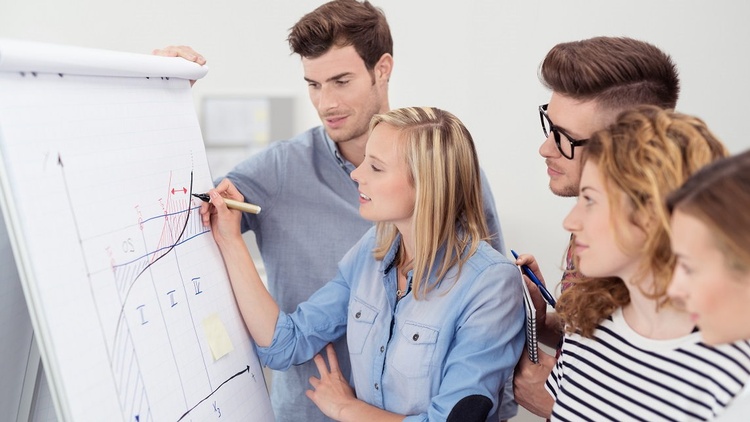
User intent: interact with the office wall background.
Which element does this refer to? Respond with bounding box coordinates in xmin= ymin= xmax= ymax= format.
xmin=2 ymin=1 xmax=749 ymax=420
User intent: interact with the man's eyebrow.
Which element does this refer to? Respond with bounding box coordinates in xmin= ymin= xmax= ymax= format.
xmin=556 ymin=123 xmax=587 ymax=140
xmin=548 ymin=111 xmax=587 ymax=139
xmin=304 ymin=72 xmax=353 ymax=84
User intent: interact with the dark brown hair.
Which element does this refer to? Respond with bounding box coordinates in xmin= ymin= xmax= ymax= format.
xmin=287 ymin=0 xmax=393 ymax=70
xmin=667 ymin=149 xmax=750 ymax=274
xmin=541 ymin=37 xmax=680 ymax=111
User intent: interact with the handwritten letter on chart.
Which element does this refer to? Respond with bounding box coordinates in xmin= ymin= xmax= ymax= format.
xmin=0 ymin=39 xmax=273 ymax=421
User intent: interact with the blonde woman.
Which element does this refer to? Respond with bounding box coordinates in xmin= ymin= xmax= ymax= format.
xmin=667 ymin=149 xmax=750 ymax=420
xmin=200 ymin=107 xmax=525 ymax=421
xmin=548 ymin=105 xmax=750 ymax=420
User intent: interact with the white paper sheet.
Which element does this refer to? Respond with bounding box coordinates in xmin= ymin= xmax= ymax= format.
xmin=0 ymin=40 xmax=272 ymax=422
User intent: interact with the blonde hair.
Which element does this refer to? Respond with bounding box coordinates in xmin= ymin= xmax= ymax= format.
xmin=370 ymin=107 xmax=489 ymax=299
xmin=557 ymin=105 xmax=729 ymax=337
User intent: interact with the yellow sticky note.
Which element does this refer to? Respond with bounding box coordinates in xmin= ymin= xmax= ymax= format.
xmin=202 ymin=313 xmax=234 ymax=361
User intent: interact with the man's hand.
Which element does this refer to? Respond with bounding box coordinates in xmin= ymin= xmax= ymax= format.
xmin=152 ymin=45 xmax=206 ymax=65
xmin=152 ymin=45 xmax=206 ymax=86
xmin=513 ymin=347 xmax=556 ymax=418
xmin=514 ymin=252 xmax=564 ymax=348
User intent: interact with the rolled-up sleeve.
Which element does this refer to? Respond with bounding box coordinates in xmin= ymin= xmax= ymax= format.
xmin=256 ymin=273 xmax=351 ymax=370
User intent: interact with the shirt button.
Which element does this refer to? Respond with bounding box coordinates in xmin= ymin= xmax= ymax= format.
xmin=374 ymin=383 xmax=379 ymax=390
xmin=355 ymin=311 xmax=361 ymax=319
xmin=380 ymin=346 xmax=385 ymax=353
xmin=412 ymin=333 xmax=420 ymax=341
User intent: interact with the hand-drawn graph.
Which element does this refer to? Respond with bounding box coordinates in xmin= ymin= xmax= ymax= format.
xmin=73 ymin=167 xmax=263 ymax=422
xmin=0 ymin=41 xmax=273 ymax=422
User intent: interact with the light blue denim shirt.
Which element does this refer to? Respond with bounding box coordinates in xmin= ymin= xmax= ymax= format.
xmin=257 ymin=227 xmax=525 ymax=421
xmin=222 ymin=126 xmax=513 ymax=421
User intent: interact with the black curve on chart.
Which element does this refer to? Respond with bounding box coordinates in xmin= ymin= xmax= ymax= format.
xmin=131 ymin=170 xmax=194 ymax=284
xmin=175 ymin=365 xmax=250 ymax=421
xmin=113 ymin=170 xmax=194 ymax=338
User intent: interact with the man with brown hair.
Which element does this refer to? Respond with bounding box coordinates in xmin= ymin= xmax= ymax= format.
xmin=513 ymin=36 xmax=680 ymax=418
xmin=157 ymin=1 xmax=509 ymax=420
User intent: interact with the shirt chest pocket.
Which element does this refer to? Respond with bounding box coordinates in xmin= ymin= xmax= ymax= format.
xmin=390 ymin=322 xmax=440 ymax=378
xmin=347 ymin=297 xmax=379 ymax=355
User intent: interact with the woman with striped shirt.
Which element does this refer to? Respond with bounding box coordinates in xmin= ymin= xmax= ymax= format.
xmin=667 ymin=149 xmax=750 ymax=421
xmin=547 ymin=106 xmax=750 ymax=421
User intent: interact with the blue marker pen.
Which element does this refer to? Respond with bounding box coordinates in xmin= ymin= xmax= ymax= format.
xmin=511 ymin=249 xmax=556 ymax=308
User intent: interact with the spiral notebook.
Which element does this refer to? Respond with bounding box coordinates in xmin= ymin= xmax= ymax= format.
xmin=518 ymin=266 xmax=539 ymax=363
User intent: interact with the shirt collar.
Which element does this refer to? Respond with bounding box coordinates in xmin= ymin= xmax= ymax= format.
xmin=381 ymin=232 xmax=462 ymax=288
xmin=382 ymin=232 xmax=402 ymax=275
xmin=323 ymin=130 xmax=357 ymax=175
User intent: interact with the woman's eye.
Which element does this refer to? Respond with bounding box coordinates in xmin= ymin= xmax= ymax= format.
xmin=580 ymin=194 xmax=594 ymax=206
xmin=680 ymin=264 xmax=693 ymax=275
xmin=675 ymin=259 xmax=693 ymax=275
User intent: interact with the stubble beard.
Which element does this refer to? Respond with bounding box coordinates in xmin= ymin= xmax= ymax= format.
xmin=550 ymin=183 xmax=579 ymax=198
xmin=329 ymin=94 xmax=383 ymax=144
xmin=328 ymin=122 xmax=368 ymax=144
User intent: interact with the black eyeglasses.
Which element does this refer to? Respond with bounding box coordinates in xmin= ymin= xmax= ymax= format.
xmin=539 ymin=104 xmax=589 ymax=160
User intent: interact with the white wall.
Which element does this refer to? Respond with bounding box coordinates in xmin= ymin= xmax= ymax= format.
xmin=2 ymin=1 xmax=749 ymax=420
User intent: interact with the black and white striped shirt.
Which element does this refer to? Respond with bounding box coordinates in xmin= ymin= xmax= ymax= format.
xmin=546 ymin=308 xmax=750 ymax=421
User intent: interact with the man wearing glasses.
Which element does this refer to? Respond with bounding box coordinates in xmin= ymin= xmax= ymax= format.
xmin=513 ymin=36 xmax=680 ymax=418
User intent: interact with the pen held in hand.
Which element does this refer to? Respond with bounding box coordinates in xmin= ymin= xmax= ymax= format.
xmin=192 ymin=193 xmax=261 ymax=214
xmin=511 ymin=249 xmax=556 ymax=308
